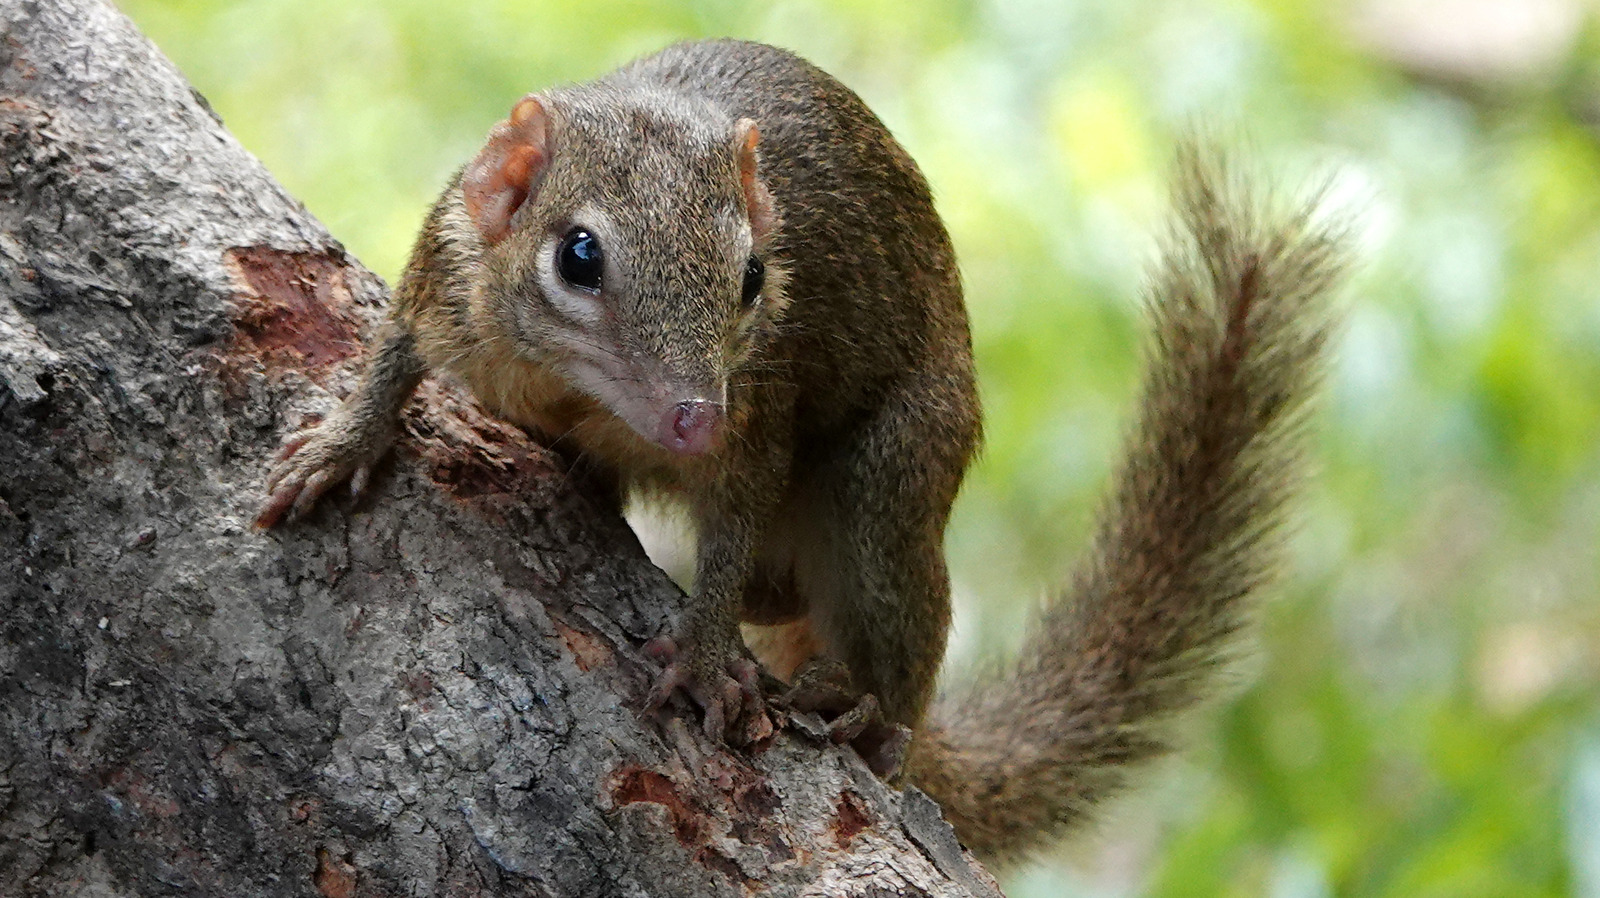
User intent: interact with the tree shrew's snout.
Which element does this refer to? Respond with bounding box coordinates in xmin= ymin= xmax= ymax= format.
xmin=656 ymin=397 xmax=724 ymax=456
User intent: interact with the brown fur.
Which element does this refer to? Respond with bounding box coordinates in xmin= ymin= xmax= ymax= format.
xmin=262 ymin=41 xmax=1347 ymax=866
xmin=903 ymin=145 xmax=1346 ymax=865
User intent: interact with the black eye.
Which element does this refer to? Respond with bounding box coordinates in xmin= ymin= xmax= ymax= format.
xmin=741 ymin=256 xmax=765 ymax=306
xmin=557 ymin=229 xmax=604 ymax=291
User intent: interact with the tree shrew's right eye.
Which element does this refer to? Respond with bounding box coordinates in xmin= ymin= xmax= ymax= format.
xmin=557 ymin=228 xmax=604 ymax=291
xmin=742 ymin=255 xmax=765 ymax=307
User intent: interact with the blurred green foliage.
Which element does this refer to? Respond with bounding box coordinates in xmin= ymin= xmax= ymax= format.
xmin=116 ymin=0 xmax=1600 ymax=894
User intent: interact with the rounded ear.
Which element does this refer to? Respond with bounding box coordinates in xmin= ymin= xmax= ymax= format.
xmin=734 ymin=119 xmax=778 ymax=244
xmin=462 ymin=95 xmax=551 ymax=244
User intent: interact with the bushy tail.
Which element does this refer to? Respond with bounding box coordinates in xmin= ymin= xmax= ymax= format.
xmin=905 ymin=145 xmax=1350 ymax=867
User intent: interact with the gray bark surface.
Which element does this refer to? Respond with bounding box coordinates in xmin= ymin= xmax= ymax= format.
xmin=0 ymin=2 xmax=1002 ymax=895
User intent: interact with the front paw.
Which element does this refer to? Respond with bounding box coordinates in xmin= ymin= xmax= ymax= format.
xmin=643 ymin=635 xmax=773 ymax=746
xmin=256 ymin=412 xmax=395 ymax=528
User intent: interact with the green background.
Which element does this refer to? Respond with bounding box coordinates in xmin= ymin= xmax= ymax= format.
xmin=116 ymin=0 xmax=1600 ymax=894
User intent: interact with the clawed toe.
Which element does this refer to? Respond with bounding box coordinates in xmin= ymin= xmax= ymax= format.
xmin=781 ymin=657 xmax=909 ymax=778
xmin=643 ymin=636 xmax=772 ymax=745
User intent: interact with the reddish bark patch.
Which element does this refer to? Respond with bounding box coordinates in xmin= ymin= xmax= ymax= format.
xmin=226 ymin=246 xmax=361 ymax=370
xmin=424 ymin=452 xmax=524 ymax=501
xmin=831 ymin=790 xmax=871 ymax=848
xmin=552 ymin=618 xmax=611 ymax=672
xmin=609 ymin=763 xmax=793 ymax=873
xmin=609 ymin=766 xmax=703 ymax=846
xmin=313 ymin=847 xmax=357 ymax=898
xmin=404 ymin=383 xmax=556 ymax=503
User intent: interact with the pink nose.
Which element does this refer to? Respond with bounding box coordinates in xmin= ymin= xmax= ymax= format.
xmin=658 ymin=400 xmax=723 ymax=456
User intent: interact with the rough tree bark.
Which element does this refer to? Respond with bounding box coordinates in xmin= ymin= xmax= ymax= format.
xmin=0 ymin=2 xmax=1004 ymax=895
